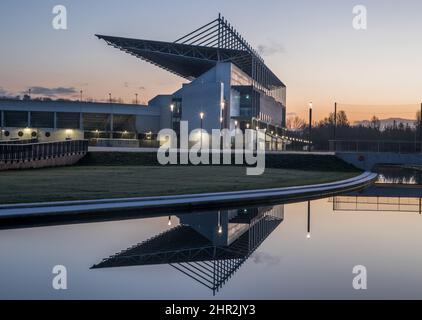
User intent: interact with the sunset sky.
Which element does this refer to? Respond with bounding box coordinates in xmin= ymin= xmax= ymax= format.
xmin=1 ymin=0 xmax=422 ymax=121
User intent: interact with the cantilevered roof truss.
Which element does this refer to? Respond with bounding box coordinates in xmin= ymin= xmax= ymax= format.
xmin=96 ymin=14 xmax=284 ymax=89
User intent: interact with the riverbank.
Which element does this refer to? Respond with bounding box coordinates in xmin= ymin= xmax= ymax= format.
xmin=0 ymin=172 xmax=376 ymax=228
xmin=0 ymin=165 xmax=360 ymax=204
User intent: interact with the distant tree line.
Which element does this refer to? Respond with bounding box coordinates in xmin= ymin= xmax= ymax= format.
xmin=287 ymin=110 xmax=422 ymax=151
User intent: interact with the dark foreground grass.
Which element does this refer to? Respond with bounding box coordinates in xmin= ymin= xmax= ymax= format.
xmin=0 ymin=165 xmax=360 ymax=204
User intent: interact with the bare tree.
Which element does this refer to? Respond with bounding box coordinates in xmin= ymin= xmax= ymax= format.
xmin=287 ymin=116 xmax=306 ymax=131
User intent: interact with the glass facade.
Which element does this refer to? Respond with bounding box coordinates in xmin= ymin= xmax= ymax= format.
xmin=31 ymin=111 xmax=54 ymax=128
xmin=4 ymin=111 xmax=28 ymax=127
xmin=232 ymin=86 xmax=259 ymax=118
xmin=113 ymin=114 xmax=136 ymax=132
xmin=57 ymin=112 xmax=80 ymax=129
xmin=82 ymin=113 xmax=110 ymax=131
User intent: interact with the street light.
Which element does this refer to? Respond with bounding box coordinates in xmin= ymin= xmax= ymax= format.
xmin=170 ymin=104 xmax=174 ymax=130
xmin=307 ymin=201 xmax=311 ymax=239
xmin=308 ymin=101 xmax=313 ymax=152
xmin=168 ymin=216 xmax=172 ymax=226
xmin=234 ymin=120 xmax=238 ymax=130
xmin=199 ymin=112 xmax=204 ymax=149
xmin=217 ymin=211 xmax=223 ymax=235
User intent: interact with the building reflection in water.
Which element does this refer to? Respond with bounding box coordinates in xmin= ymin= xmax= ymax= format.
xmin=331 ymin=185 xmax=422 ymax=214
xmin=92 ymin=205 xmax=284 ymax=295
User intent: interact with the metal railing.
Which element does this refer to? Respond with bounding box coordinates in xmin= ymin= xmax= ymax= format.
xmin=330 ymin=140 xmax=422 ymax=154
xmin=0 ymin=140 xmax=88 ymax=162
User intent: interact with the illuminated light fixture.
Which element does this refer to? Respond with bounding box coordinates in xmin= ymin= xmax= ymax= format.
xmin=170 ymin=104 xmax=174 ymax=112
xmin=309 ymin=101 xmax=313 ymax=110
xmin=168 ymin=216 xmax=172 ymax=226
xmin=217 ymin=210 xmax=223 ymax=235
xmin=246 ymin=123 xmax=250 ymax=129
xmin=307 ymin=233 xmax=311 ymax=239
xmin=220 ymin=117 xmax=223 ymax=123
xmin=221 ymin=101 xmax=225 ymax=109
xmin=24 ymin=127 xmax=31 ymax=133
xmin=199 ymin=112 xmax=204 ymax=120
xmin=65 ymin=129 xmax=72 ymax=135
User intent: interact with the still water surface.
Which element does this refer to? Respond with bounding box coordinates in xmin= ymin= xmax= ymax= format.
xmin=0 ymin=169 xmax=421 ymax=299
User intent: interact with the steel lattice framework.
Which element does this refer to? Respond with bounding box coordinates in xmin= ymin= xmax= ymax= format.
xmin=96 ymin=14 xmax=284 ymax=92
xmin=92 ymin=207 xmax=284 ymax=295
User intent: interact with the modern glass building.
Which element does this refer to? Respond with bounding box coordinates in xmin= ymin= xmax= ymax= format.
xmin=97 ymin=15 xmax=288 ymax=150
xmin=0 ymin=15 xmax=289 ymax=150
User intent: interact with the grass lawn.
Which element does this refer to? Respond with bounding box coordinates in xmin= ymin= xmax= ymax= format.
xmin=0 ymin=165 xmax=360 ymax=204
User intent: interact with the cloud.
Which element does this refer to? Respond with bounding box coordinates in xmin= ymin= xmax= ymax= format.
xmin=251 ymin=252 xmax=281 ymax=266
xmin=257 ymin=42 xmax=285 ymax=57
xmin=24 ymin=86 xmax=77 ymax=97
xmin=0 ymin=87 xmax=17 ymax=98
xmin=0 ymin=87 xmax=8 ymax=96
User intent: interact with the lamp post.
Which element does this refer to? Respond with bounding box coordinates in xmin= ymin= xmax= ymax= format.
xmin=80 ymin=90 xmax=83 ymax=102
xmin=307 ymin=201 xmax=311 ymax=239
xmin=135 ymin=93 xmax=138 ymax=105
xmin=220 ymin=101 xmax=225 ymax=130
xmin=170 ymin=104 xmax=174 ymax=130
xmin=108 ymin=93 xmax=112 ymax=103
xmin=217 ymin=210 xmax=223 ymax=235
xmin=308 ymin=101 xmax=313 ymax=152
xmin=200 ymin=112 xmax=204 ymax=149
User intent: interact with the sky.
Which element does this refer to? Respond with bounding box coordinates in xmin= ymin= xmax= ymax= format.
xmin=1 ymin=0 xmax=422 ymax=121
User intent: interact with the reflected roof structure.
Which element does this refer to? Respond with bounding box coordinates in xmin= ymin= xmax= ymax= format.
xmin=92 ymin=206 xmax=284 ymax=295
xmin=96 ymin=14 xmax=285 ymax=90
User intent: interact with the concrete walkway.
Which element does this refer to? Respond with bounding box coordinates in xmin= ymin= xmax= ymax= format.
xmin=0 ymin=172 xmax=376 ymax=220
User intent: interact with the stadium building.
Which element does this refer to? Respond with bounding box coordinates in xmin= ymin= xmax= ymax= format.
xmin=0 ymin=15 xmax=288 ymax=150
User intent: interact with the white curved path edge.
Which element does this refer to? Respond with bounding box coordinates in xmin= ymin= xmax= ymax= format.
xmin=0 ymin=172 xmax=377 ymax=218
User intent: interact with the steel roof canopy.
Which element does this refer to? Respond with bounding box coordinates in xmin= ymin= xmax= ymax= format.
xmin=96 ymin=15 xmax=285 ymax=89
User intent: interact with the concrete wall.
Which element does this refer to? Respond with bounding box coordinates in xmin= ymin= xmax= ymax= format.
xmin=1 ymin=127 xmax=84 ymax=141
xmin=148 ymin=95 xmax=173 ymax=130
xmin=0 ymin=153 xmax=86 ymax=171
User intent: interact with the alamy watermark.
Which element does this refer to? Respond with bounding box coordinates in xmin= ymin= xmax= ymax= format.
xmin=352 ymin=265 xmax=367 ymax=290
xmin=52 ymin=5 xmax=67 ymax=30
xmin=52 ymin=265 xmax=67 ymax=290
xmin=157 ymin=121 xmax=266 ymax=176
xmin=353 ymin=5 xmax=367 ymax=30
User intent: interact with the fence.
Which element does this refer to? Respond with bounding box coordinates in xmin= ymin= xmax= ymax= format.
xmin=0 ymin=140 xmax=89 ymax=162
xmin=330 ymin=140 xmax=422 ymax=154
